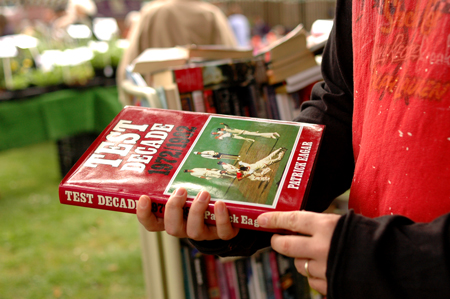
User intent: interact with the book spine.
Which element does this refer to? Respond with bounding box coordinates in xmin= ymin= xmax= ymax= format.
xmin=235 ymin=258 xmax=251 ymax=299
xmin=223 ymin=261 xmax=240 ymax=299
xmin=59 ymin=185 xmax=290 ymax=233
xmin=192 ymin=90 xmax=206 ymax=112
xmin=212 ymin=87 xmax=233 ymax=115
xmin=180 ymin=92 xmax=195 ymax=111
xmin=261 ymin=250 xmax=276 ymax=299
xmin=269 ymin=250 xmax=283 ymax=299
xmin=192 ymin=249 xmax=209 ymax=299
xmin=181 ymin=244 xmax=196 ymax=299
xmin=204 ymin=254 xmax=221 ymax=299
xmin=216 ymin=258 xmax=231 ymax=299
xmin=203 ymin=89 xmax=217 ymax=113
xmin=250 ymin=254 xmax=267 ymax=299
xmin=245 ymin=257 xmax=258 ymax=299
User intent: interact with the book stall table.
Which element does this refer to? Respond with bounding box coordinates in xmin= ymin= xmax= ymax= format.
xmin=0 ymin=85 xmax=123 ymax=175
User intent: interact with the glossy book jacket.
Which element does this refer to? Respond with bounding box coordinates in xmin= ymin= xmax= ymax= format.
xmin=59 ymin=106 xmax=324 ymax=232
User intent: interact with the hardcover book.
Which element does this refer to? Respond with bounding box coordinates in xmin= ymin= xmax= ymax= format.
xmin=58 ymin=106 xmax=324 ymax=233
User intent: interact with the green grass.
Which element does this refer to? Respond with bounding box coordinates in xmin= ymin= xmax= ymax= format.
xmin=0 ymin=142 xmax=146 ymax=299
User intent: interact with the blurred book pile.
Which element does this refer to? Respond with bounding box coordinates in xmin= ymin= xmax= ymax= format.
xmin=179 ymin=239 xmax=322 ymax=299
xmin=125 ymin=20 xmax=331 ymax=123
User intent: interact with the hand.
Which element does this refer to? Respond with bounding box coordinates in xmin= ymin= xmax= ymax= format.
xmin=137 ymin=187 xmax=239 ymax=241
xmin=257 ymin=211 xmax=341 ymax=295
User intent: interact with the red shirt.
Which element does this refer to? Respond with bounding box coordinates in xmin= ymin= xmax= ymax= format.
xmin=350 ymin=0 xmax=450 ymax=222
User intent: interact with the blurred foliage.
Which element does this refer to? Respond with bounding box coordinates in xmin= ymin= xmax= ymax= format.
xmin=0 ymin=37 xmax=124 ymax=91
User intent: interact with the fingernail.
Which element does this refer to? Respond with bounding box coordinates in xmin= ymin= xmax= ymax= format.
xmin=174 ymin=188 xmax=186 ymax=196
xmin=197 ymin=190 xmax=209 ymax=202
xmin=258 ymin=215 xmax=268 ymax=226
xmin=139 ymin=196 xmax=149 ymax=209
xmin=215 ymin=201 xmax=225 ymax=213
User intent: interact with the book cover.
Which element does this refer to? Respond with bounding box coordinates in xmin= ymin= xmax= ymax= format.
xmin=58 ymin=106 xmax=324 ymax=233
xmin=131 ymin=47 xmax=189 ymax=74
xmin=174 ymin=67 xmax=204 ymax=94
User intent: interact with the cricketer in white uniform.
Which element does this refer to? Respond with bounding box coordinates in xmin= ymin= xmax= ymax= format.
xmin=194 ymin=150 xmax=240 ymax=160
xmin=219 ymin=123 xmax=280 ymax=139
xmin=184 ymin=168 xmax=234 ymax=180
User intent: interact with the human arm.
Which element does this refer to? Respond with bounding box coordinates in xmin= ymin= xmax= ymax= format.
xmin=327 ymin=210 xmax=450 ymax=299
xmin=256 ymin=209 xmax=450 ymax=298
xmin=190 ymin=0 xmax=355 ymax=257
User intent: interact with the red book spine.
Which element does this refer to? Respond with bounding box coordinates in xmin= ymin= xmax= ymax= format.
xmin=216 ymin=259 xmax=231 ymax=299
xmin=223 ymin=261 xmax=239 ymax=299
xmin=59 ymin=184 xmax=290 ymax=233
xmin=203 ymin=89 xmax=217 ymax=113
xmin=204 ymin=254 xmax=221 ymax=299
xmin=269 ymin=250 xmax=283 ymax=299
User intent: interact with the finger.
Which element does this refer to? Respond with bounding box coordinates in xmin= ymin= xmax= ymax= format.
xmin=186 ymin=190 xmax=214 ymax=240
xmin=294 ymin=259 xmax=328 ymax=295
xmin=164 ymin=188 xmax=188 ymax=238
xmin=258 ymin=211 xmax=317 ymax=235
xmin=137 ymin=195 xmax=165 ymax=231
xmin=294 ymin=258 xmax=326 ymax=280
xmin=214 ymin=201 xmax=239 ymax=240
xmin=271 ymin=234 xmax=315 ymax=259
xmin=308 ymin=278 xmax=327 ymax=295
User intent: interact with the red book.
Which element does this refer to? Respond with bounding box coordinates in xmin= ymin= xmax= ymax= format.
xmin=58 ymin=106 xmax=324 ymax=233
xmin=203 ymin=255 xmax=221 ymax=299
xmin=203 ymin=89 xmax=217 ymax=114
xmin=174 ymin=67 xmax=204 ymax=93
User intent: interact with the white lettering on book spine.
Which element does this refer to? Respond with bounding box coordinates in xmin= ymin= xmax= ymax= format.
xmin=288 ymin=141 xmax=312 ymax=189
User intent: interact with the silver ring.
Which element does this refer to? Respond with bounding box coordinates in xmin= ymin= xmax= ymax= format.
xmin=305 ymin=259 xmax=311 ymax=279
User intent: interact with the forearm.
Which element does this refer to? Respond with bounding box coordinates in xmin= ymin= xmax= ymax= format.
xmin=327 ymin=210 xmax=450 ymax=299
xmin=189 ymin=229 xmax=273 ymax=257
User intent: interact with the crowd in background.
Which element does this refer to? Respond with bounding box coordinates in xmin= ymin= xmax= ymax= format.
xmin=0 ymin=1 xmax=291 ymax=51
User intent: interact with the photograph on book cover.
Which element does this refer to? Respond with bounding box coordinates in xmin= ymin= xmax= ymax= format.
xmin=165 ymin=116 xmax=302 ymax=208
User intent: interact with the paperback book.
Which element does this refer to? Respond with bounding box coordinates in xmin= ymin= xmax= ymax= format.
xmin=59 ymin=106 xmax=324 ymax=233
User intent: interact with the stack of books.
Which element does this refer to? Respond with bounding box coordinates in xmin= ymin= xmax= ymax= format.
xmin=130 ymin=45 xmax=254 ymax=75
xmin=254 ymin=24 xmax=318 ymax=85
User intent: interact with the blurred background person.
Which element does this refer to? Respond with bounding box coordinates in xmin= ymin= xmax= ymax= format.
xmin=122 ymin=10 xmax=140 ymax=40
xmin=117 ymin=0 xmax=238 ymax=105
xmin=53 ymin=0 xmax=97 ymax=31
xmin=0 ymin=13 xmax=14 ymax=36
xmin=227 ymin=3 xmax=250 ymax=47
